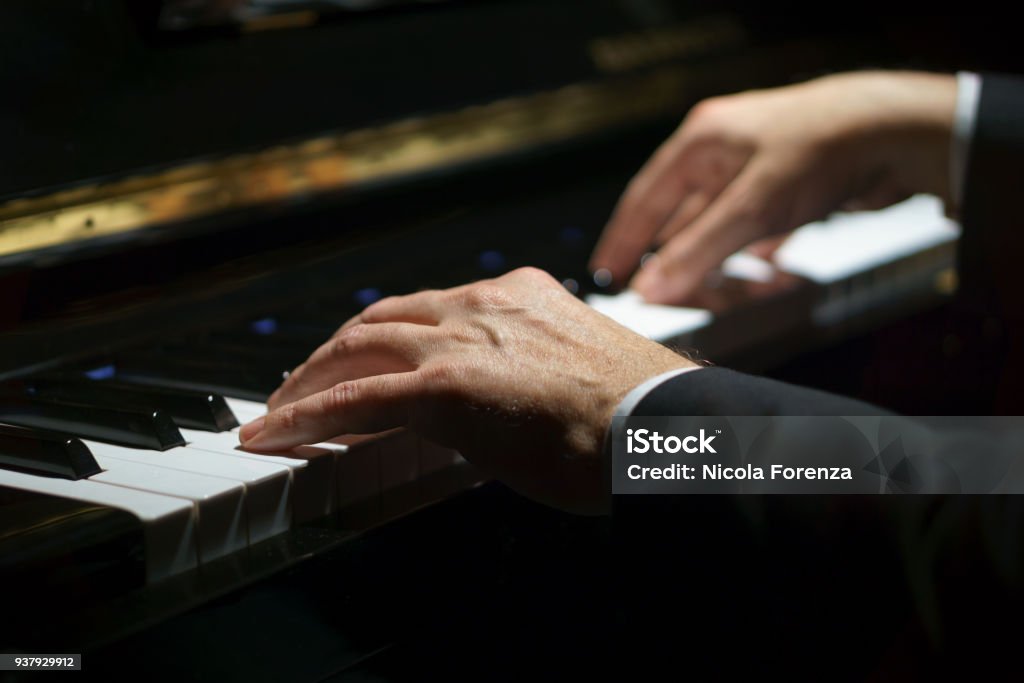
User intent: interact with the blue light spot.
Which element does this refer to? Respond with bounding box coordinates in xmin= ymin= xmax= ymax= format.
xmin=592 ymin=268 xmax=613 ymax=288
xmin=478 ymin=250 xmax=505 ymax=273
xmin=560 ymin=226 xmax=585 ymax=247
xmin=354 ymin=288 xmax=383 ymax=307
xmin=85 ymin=364 xmax=116 ymax=380
xmin=249 ymin=317 xmax=279 ymax=336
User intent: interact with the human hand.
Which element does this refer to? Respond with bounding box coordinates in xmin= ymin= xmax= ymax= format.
xmin=239 ymin=267 xmax=696 ymax=512
xmin=590 ymin=71 xmax=957 ymax=304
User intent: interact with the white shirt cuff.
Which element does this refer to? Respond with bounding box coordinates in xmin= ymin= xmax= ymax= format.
xmin=600 ymin=365 xmax=703 ymax=464
xmin=613 ymin=365 xmax=704 ymax=418
xmin=951 ymin=71 xmax=981 ymax=212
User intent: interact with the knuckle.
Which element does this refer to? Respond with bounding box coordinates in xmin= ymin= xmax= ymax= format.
xmin=448 ymin=324 xmax=479 ymax=346
xmin=463 ymin=283 xmax=514 ymax=309
xmin=510 ymin=266 xmax=556 ymax=286
xmin=420 ymin=361 xmax=458 ymax=391
xmin=327 ymin=382 xmax=357 ymax=413
xmin=274 ymin=403 xmax=300 ymax=432
xmin=330 ymin=324 xmax=368 ymax=356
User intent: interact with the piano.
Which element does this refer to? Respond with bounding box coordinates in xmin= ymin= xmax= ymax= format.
xmin=0 ymin=2 xmax=1016 ymax=679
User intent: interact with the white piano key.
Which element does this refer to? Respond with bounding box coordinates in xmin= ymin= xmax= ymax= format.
xmin=182 ymin=427 xmax=338 ymax=523
xmin=721 ymin=251 xmax=777 ymax=283
xmin=83 ymin=439 xmax=291 ymax=544
xmin=225 ymin=398 xmax=269 ymax=422
xmin=774 ymin=194 xmax=959 ymax=284
xmin=585 ymin=291 xmax=712 ymax=342
xmin=223 ymin=398 xmax=353 ymax=450
xmin=0 ymin=468 xmax=196 ymax=582
xmin=90 ymin=455 xmax=247 ymax=561
xmin=224 ymin=399 xmax=467 ymax=516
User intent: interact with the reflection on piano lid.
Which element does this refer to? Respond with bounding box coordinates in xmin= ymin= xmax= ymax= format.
xmin=0 ymin=486 xmax=146 ymax=606
xmin=0 ymin=467 xmax=196 ymax=582
xmin=0 ymin=66 xmax=696 ymax=264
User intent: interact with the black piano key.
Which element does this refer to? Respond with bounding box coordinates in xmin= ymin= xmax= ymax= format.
xmin=0 ymin=397 xmax=185 ymax=451
xmin=0 ymin=423 xmax=101 ymax=480
xmin=26 ymin=377 xmax=239 ymax=432
xmin=1 ymin=486 xmax=145 ymax=637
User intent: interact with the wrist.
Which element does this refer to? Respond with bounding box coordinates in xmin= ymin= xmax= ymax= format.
xmin=573 ymin=352 xmax=700 ymax=458
xmin=861 ymin=72 xmax=957 ymax=202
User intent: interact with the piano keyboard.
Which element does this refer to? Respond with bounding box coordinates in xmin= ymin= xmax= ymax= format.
xmin=0 ymin=195 xmax=958 ymax=586
xmin=0 ymin=382 xmax=468 ymax=585
xmin=587 ymin=194 xmax=958 ymax=340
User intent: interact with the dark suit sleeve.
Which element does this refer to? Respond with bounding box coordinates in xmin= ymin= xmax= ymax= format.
xmin=958 ymin=73 xmax=1024 ymax=320
xmin=613 ymin=75 xmax=1024 ymax=661
xmin=619 ymin=367 xmax=1024 ymax=648
xmin=631 ymin=366 xmax=891 ymax=417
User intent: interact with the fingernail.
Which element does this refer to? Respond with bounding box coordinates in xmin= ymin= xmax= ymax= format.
xmin=239 ymin=416 xmax=265 ymax=445
xmin=591 ymin=267 xmax=614 ymax=289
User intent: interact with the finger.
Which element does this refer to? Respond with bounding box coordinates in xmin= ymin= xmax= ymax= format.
xmin=268 ymin=322 xmax=435 ymax=410
xmin=241 ymin=372 xmax=425 ymax=452
xmin=631 ymin=162 xmax=781 ymax=304
xmin=589 ymin=135 xmax=699 ymax=283
xmin=338 ymin=290 xmax=446 ymax=332
xmin=651 ymin=144 xmax=759 ymax=250
xmin=652 ymin=190 xmax=711 ymax=247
